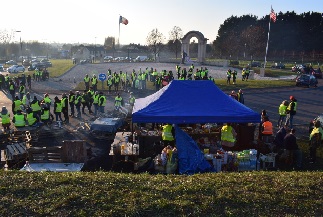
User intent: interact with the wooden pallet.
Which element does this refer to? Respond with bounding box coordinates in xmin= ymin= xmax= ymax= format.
xmin=1 ymin=142 xmax=28 ymax=162
xmin=28 ymin=146 xmax=63 ymax=163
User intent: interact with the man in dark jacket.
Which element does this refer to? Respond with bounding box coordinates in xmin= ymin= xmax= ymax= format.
xmin=283 ymin=128 xmax=302 ymax=169
xmin=81 ymin=90 xmax=93 ymax=114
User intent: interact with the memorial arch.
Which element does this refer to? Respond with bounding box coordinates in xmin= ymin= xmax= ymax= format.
xmin=181 ymin=31 xmax=208 ymax=63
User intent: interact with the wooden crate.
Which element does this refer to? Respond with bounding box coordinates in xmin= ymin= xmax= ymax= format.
xmin=28 ymin=146 xmax=63 ymax=163
xmin=61 ymin=140 xmax=87 ymax=163
xmin=1 ymin=142 xmax=28 ymax=162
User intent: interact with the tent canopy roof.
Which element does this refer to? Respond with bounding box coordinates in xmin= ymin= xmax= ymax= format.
xmin=132 ymin=80 xmax=260 ymax=124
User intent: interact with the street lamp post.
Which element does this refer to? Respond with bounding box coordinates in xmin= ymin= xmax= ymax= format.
xmin=94 ymin=37 xmax=97 ymax=63
xmin=244 ymin=43 xmax=246 ymax=59
xmin=16 ymin=31 xmax=22 ymax=64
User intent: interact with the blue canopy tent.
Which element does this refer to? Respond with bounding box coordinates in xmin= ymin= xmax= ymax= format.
xmin=132 ymin=80 xmax=260 ymax=124
xmin=132 ymin=80 xmax=261 ymax=174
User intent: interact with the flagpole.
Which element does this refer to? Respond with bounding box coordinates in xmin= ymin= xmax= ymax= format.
xmin=118 ymin=18 xmax=120 ymax=49
xmin=264 ymin=8 xmax=272 ymax=69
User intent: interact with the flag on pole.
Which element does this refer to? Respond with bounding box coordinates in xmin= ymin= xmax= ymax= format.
xmin=270 ymin=7 xmax=276 ymax=23
xmin=119 ymin=16 xmax=128 ymax=25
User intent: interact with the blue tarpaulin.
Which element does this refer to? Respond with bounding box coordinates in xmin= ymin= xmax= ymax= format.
xmin=175 ymin=125 xmax=215 ymax=174
xmin=132 ymin=80 xmax=260 ymax=124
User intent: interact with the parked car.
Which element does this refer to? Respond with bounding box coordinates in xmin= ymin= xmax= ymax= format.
xmin=22 ymin=59 xmax=31 ymax=66
xmin=251 ymin=61 xmax=262 ymax=67
xmin=295 ymin=74 xmax=318 ymax=87
xmin=292 ymin=64 xmax=305 ymax=73
xmin=271 ymin=62 xmax=285 ymax=69
xmin=43 ymin=61 xmax=52 ymax=67
xmin=80 ymin=59 xmax=91 ymax=64
xmin=312 ymin=68 xmax=322 ymax=79
xmin=134 ymin=56 xmax=148 ymax=62
xmin=31 ymin=59 xmax=40 ymax=64
xmin=103 ymin=56 xmax=113 ymax=62
xmin=28 ymin=63 xmax=46 ymax=71
xmin=5 ymin=60 xmax=17 ymax=65
xmin=8 ymin=65 xmax=25 ymax=73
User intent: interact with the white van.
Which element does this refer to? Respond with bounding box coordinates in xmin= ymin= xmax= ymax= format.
xmin=135 ymin=56 xmax=148 ymax=62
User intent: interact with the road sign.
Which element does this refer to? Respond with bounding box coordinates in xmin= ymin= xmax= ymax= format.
xmin=98 ymin=73 xmax=106 ymax=81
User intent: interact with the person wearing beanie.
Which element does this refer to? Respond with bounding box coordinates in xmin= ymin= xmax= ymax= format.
xmin=0 ymin=106 xmax=11 ymax=132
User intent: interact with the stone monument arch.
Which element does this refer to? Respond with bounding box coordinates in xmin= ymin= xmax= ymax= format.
xmin=181 ymin=31 xmax=208 ymax=63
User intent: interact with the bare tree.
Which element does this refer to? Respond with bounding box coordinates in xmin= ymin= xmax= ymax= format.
xmin=0 ymin=29 xmax=14 ymax=44
xmin=146 ymin=28 xmax=165 ymax=61
xmin=168 ymin=26 xmax=183 ymax=59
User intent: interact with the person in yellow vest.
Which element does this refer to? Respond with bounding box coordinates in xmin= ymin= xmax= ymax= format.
xmin=91 ymin=74 xmax=98 ymax=92
xmin=309 ymin=120 xmax=323 ymax=164
xmin=162 ymin=123 xmax=175 ymax=146
xmin=245 ymin=68 xmax=250 ymax=81
xmin=141 ymin=71 xmax=146 ymax=89
xmin=9 ymin=81 xmax=15 ymax=101
xmin=12 ymin=96 xmax=22 ymax=115
xmin=84 ymin=74 xmax=90 ymax=91
xmin=277 ymin=100 xmax=288 ymax=128
xmin=176 ymin=65 xmax=181 ymax=79
xmin=5 ymin=74 xmax=9 ymax=89
xmin=68 ymin=90 xmax=75 ymax=117
xmin=22 ymin=92 xmax=31 ymax=109
xmin=221 ymin=123 xmax=237 ymax=147
xmin=98 ymin=92 xmax=106 ymax=113
xmin=43 ymin=93 xmax=52 ymax=112
xmin=106 ymin=75 xmax=113 ymax=94
xmin=155 ymin=76 xmax=161 ymax=91
xmin=152 ymin=69 xmax=158 ymax=84
xmin=129 ymin=92 xmax=135 ymax=106
xmin=18 ymin=83 xmax=25 ymax=100
xmin=26 ymin=107 xmax=40 ymax=127
xmin=61 ymin=93 xmax=69 ymax=124
xmin=226 ymin=69 xmax=232 ymax=84
xmin=0 ymin=106 xmax=11 ymax=132
xmin=242 ymin=68 xmax=246 ymax=81
xmin=114 ymin=72 xmax=120 ymax=93
xmin=30 ymin=96 xmax=41 ymax=119
xmin=114 ymin=93 xmax=123 ymax=111
xmin=74 ymin=91 xmax=82 ymax=118
xmin=40 ymin=103 xmax=54 ymax=125
xmin=12 ymin=109 xmax=26 ymax=128
xmin=285 ymin=96 xmax=297 ymax=129
xmin=262 ymin=117 xmax=273 ymax=143
xmin=39 ymin=70 xmax=43 ymax=81
xmin=92 ymin=91 xmax=100 ymax=116
xmin=54 ymin=96 xmax=63 ymax=123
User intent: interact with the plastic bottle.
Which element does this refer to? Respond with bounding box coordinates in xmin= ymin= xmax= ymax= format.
xmin=4 ymin=163 xmax=8 ymax=171
xmin=121 ymin=143 xmax=125 ymax=155
xmin=127 ymin=143 xmax=132 ymax=155
xmin=133 ymin=144 xmax=139 ymax=155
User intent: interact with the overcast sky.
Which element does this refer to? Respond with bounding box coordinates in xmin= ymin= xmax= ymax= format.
xmin=2 ymin=0 xmax=322 ymax=45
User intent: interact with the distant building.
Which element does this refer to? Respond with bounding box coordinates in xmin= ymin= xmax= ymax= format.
xmin=72 ymin=45 xmax=107 ymax=61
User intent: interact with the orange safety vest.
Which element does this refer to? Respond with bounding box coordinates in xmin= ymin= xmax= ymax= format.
xmin=262 ymin=121 xmax=273 ymax=135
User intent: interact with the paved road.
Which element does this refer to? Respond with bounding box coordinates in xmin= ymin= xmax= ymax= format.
xmin=242 ymin=85 xmax=323 ymax=134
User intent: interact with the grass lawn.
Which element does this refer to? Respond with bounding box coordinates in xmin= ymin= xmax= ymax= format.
xmin=48 ymin=59 xmax=74 ymax=77
xmin=0 ymin=171 xmax=322 ymax=216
